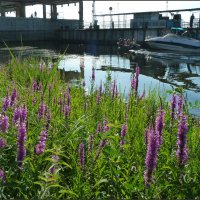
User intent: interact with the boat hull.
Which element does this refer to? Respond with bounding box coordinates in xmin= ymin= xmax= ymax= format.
xmin=146 ymin=41 xmax=200 ymax=53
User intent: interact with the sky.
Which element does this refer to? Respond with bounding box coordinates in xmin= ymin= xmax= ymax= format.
xmin=5 ymin=1 xmax=200 ymax=24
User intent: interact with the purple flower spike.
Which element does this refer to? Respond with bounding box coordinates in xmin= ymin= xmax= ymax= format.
xmin=79 ymin=143 xmax=85 ymax=169
xmin=2 ymin=96 xmax=11 ymax=113
xmin=0 ymin=115 xmax=9 ymax=133
xmin=135 ymin=65 xmax=140 ymax=95
xmin=38 ymin=82 xmax=43 ymax=92
xmin=97 ymin=92 xmax=101 ymax=105
xmin=155 ymin=108 xmax=165 ymax=146
xmin=13 ymin=107 xmax=21 ymax=125
xmin=17 ymin=122 xmax=27 ymax=168
xmin=177 ymin=95 xmax=183 ymax=116
xmin=120 ymin=124 xmax=127 ymax=147
xmin=21 ymin=106 xmax=28 ymax=123
xmin=35 ymin=130 xmax=48 ymax=155
xmin=96 ymin=123 xmax=102 ymax=135
xmin=144 ymin=126 xmax=159 ymax=188
xmin=176 ymin=114 xmax=188 ymax=166
xmin=131 ymin=76 xmax=135 ymax=90
xmin=10 ymin=88 xmax=17 ymax=106
xmin=38 ymin=102 xmax=45 ymax=119
xmin=171 ymin=94 xmax=177 ymax=120
xmin=64 ymin=105 xmax=70 ymax=118
xmin=88 ymin=134 xmax=94 ymax=152
xmin=32 ymin=81 xmax=37 ymax=92
xmin=95 ymin=139 xmax=107 ymax=160
xmin=103 ymin=119 xmax=109 ymax=133
xmin=0 ymin=138 xmax=6 ymax=148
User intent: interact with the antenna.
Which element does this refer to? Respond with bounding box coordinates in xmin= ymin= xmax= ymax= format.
xmin=92 ymin=0 xmax=96 ymax=26
xmin=166 ymin=1 xmax=168 ymax=16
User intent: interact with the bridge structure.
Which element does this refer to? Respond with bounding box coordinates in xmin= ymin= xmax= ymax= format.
xmin=0 ymin=0 xmax=82 ymax=22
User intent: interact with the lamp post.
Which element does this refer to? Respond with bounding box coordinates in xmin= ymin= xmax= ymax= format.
xmin=109 ymin=6 xmax=113 ymax=29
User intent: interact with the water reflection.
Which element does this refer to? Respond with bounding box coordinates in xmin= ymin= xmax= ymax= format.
xmin=58 ymin=47 xmax=200 ymax=116
xmin=0 ymin=42 xmax=199 ymax=116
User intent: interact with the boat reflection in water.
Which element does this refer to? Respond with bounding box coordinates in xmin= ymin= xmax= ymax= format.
xmin=129 ymin=49 xmax=200 ymax=93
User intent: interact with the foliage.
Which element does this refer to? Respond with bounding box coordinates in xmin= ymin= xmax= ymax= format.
xmin=0 ymin=56 xmax=199 ymax=200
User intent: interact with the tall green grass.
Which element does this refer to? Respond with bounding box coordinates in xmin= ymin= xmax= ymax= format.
xmin=0 ymin=56 xmax=199 ymax=199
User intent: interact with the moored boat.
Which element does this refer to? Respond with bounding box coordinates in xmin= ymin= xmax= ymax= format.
xmin=145 ymin=33 xmax=200 ymax=53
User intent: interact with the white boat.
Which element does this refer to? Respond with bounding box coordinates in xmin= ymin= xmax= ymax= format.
xmin=145 ymin=33 xmax=200 ymax=53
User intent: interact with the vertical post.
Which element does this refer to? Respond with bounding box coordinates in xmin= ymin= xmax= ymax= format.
xmin=16 ymin=3 xmax=25 ymax=17
xmin=53 ymin=4 xmax=57 ymax=19
xmin=79 ymin=0 xmax=83 ymax=29
xmin=1 ymin=11 xmax=5 ymax=17
xmin=43 ymin=4 xmax=46 ymax=19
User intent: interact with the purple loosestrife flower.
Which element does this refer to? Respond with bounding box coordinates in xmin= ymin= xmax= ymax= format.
xmin=144 ymin=126 xmax=159 ymax=188
xmin=32 ymin=81 xmax=37 ymax=92
xmin=176 ymin=114 xmax=188 ymax=166
xmin=38 ymin=101 xmax=45 ymax=119
xmin=17 ymin=122 xmax=27 ymax=168
xmin=35 ymin=130 xmax=48 ymax=155
xmin=64 ymin=105 xmax=70 ymax=118
xmin=10 ymin=88 xmax=17 ymax=106
xmin=0 ymin=138 xmax=6 ymax=148
xmin=177 ymin=95 xmax=183 ymax=116
xmin=0 ymin=169 xmax=6 ymax=184
xmin=135 ymin=65 xmax=140 ymax=95
xmin=88 ymin=134 xmax=94 ymax=152
xmin=171 ymin=94 xmax=177 ymax=120
xmin=97 ymin=92 xmax=101 ymax=105
xmin=96 ymin=123 xmax=102 ymax=135
xmin=103 ymin=119 xmax=109 ymax=133
xmin=38 ymin=82 xmax=43 ymax=92
xmin=46 ymin=111 xmax=51 ymax=131
xmin=79 ymin=143 xmax=85 ymax=169
xmin=95 ymin=139 xmax=107 ymax=160
xmin=13 ymin=107 xmax=21 ymax=125
xmin=155 ymin=108 xmax=165 ymax=146
xmin=131 ymin=76 xmax=135 ymax=90
xmin=92 ymin=67 xmax=95 ymax=81
xmin=21 ymin=106 xmax=28 ymax=123
xmin=2 ymin=96 xmax=11 ymax=113
xmin=0 ymin=115 xmax=9 ymax=133
xmin=120 ymin=124 xmax=127 ymax=147
xmin=48 ymin=155 xmax=59 ymax=175
xmin=67 ymin=93 xmax=71 ymax=107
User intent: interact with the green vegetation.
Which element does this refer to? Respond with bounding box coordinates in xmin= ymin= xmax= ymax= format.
xmin=0 ymin=56 xmax=199 ymax=199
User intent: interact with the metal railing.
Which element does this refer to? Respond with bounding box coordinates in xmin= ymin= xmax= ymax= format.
xmin=84 ymin=18 xmax=200 ymax=29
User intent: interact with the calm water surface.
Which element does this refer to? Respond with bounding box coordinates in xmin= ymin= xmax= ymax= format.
xmin=1 ymin=42 xmax=200 ymax=116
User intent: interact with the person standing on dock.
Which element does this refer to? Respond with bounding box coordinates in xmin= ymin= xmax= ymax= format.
xmin=190 ymin=14 xmax=194 ymax=28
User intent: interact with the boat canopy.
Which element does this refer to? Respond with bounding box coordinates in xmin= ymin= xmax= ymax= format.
xmin=171 ymin=27 xmax=186 ymax=31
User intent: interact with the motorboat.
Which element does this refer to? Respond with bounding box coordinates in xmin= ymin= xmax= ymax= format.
xmin=145 ymin=33 xmax=200 ymax=53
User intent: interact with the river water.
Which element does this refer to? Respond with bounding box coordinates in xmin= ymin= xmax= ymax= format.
xmin=1 ymin=42 xmax=200 ymax=116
